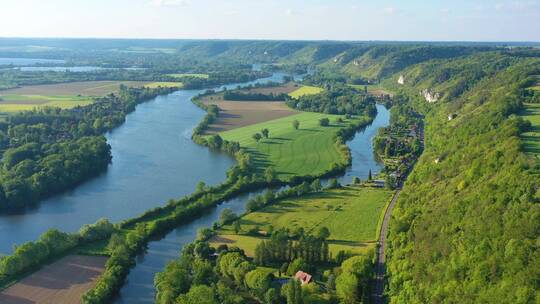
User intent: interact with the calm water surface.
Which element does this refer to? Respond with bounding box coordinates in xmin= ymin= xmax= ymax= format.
xmin=0 ymin=57 xmax=65 ymax=66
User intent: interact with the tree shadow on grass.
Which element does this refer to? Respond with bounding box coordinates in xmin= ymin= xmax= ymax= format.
xmin=272 ymin=137 xmax=292 ymax=141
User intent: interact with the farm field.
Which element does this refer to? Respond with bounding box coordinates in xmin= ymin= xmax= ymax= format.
xmin=519 ymin=103 xmax=540 ymax=155
xmin=199 ymin=83 xmax=302 ymax=132
xmin=203 ymin=99 xmax=297 ymax=133
xmin=0 ymin=94 xmax=94 ymax=112
xmin=167 ymin=73 xmax=209 ymax=79
xmin=143 ymin=81 xmax=183 ymax=89
xmin=0 ymin=80 xmax=181 ymax=112
xmin=0 ymin=81 xmax=150 ymax=96
xmin=0 ymin=255 xmax=107 ymax=304
xmin=211 ymin=186 xmax=393 ymax=256
xmin=288 ymin=85 xmax=324 ymax=99
xmin=218 ymin=112 xmax=357 ymax=178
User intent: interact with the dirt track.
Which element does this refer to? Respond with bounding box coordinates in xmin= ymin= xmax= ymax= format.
xmin=0 ymin=255 xmax=107 ymax=304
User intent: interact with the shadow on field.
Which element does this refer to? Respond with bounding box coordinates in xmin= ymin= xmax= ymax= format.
xmin=272 ymin=137 xmax=292 ymax=141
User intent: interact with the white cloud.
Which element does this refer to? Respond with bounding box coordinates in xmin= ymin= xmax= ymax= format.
xmin=150 ymin=0 xmax=190 ymax=7
xmin=285 ymin=8 xmax=296 ymax=16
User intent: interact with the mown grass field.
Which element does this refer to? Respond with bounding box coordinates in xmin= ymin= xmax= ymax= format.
xmin=167 ymin=73 xmax=209 ymax=79
xmin=288 ymin=85 xmax=324 ymax=99
xmin=218 ymin=112 xmax=355 ymax=179
xmin=211 ymin=186 xmax=393 ymax=256
xmin=519 ymin=103 xmax=540 ymax=156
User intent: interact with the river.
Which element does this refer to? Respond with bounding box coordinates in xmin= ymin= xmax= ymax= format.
xmin=0 ymin=70 xmax=389 ymax=303
xmin=113 ymin=103 xmax=389 ymax=303
xmin=0 ymin=71 xmax=296 ymax=255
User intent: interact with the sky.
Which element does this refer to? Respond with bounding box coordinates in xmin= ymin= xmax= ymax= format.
xmin=0 ymin=0 xmax=539 ymax=41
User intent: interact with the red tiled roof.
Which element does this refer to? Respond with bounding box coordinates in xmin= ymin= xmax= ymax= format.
xmin=294 ymin=271 xmax=312 ymax=284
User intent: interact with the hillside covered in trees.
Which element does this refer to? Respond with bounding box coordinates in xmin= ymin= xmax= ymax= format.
xmin=382 ymin=51 xmax=540 ymax=303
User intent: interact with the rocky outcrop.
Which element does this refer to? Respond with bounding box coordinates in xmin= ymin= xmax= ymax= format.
xmin=421 ymin=89 xmax=440 ymax=103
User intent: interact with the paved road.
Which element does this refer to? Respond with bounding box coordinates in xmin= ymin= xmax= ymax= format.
xmin=372 ymin=189 xmax=400 ymax=304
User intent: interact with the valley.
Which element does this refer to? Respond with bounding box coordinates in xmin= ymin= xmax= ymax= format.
xmin=0 ymin=39 xmax=537 ymax=304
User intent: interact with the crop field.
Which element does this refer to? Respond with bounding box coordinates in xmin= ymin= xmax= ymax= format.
xmin=246 ymin=82 xmax=300 ymax=95
xmin=0 ymin=255 xmax=107 ymax=304
xmin=0 ymin=81 xmax=150 ymax=96
xmin=143 ymin=81 xmax=184 ymax=88
xmin=219 ymin=112 xmax=355 ymax=178
xmin=211 ymin=187 xmax=393 ymax=256
xmin=0 ymin=94 xmax=94 ymax=112
xmin=168 ymin=73 xmax=209 ymax=79
xmin=0 ymin=80 xmax=181 ymax=112
xmin=519 ymin=103 xmax=540 ymax=155
xmin=203 ymin=99 xmax=297 ymax=133
xmin=288 ymin=85 xmax=324 ymax=99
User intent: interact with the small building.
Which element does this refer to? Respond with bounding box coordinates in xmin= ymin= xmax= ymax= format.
xmin=373 ymin=180 xmax=386 ymax=188
xmin=294 ymin=271 xmax=313 ymax=285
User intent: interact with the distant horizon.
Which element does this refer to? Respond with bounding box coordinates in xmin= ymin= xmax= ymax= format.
xmin=1 ymin=36 xmax=539 ymax=44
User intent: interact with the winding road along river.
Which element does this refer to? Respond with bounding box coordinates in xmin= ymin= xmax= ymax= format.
xmin=0 ymin=71 xmax=389 ymax=303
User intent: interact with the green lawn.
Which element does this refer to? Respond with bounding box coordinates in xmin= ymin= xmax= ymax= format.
xmin=212 ymin=186 xmax=393 ymax=256
xmin=288 ymin=85 xmax=324 ymax=99
xmin=218 ymin=112 xmax=354 ymax=179
xmin=519 ymin=103 xmax=540 ymax=156
xmin=167 ymin=73 xmax=209 ymax=79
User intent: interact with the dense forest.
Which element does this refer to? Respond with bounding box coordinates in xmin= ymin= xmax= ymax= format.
xmin=287 ymin=85 xmax=377 ymax=116
xmin=384 ymin=52 xmax=540 ymax=303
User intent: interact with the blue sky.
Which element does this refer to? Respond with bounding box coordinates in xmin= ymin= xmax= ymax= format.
xmin=1 ymin=0 xmax=539 ymax=41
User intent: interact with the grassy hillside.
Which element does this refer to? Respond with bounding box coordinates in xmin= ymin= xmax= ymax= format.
xmin=386 ymin=52 xmax=540 ymax=303
xmin=212 ymin=186 xmax=393 ymax=255
xmin=218 ymin=112 xmax=361 ymax=179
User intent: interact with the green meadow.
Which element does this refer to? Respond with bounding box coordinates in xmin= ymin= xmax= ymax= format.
xmin=0 ymin=94 xmax=94 ymax=112
xmin=218 ymin=112 xmax=356 ymax=179
xmin=520 ymin=103 xmax=540 ymax=156
xmin=212 ymin=186 xmax=393 ymax=256
xmin=288 ymin=85 xmax=324 ymax=99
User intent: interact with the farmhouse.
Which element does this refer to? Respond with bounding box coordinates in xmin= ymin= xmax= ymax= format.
xmin=294 ymin=271 xmax=313 ymax=285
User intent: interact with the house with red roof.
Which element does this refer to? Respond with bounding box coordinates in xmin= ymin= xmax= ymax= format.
xmin=294 ymin=271 xmax=312 ymax=285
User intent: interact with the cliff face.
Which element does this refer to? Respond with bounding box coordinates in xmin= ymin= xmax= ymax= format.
xmin=421 ymin=88 xmax=440 ymax=102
